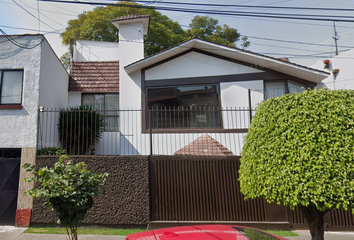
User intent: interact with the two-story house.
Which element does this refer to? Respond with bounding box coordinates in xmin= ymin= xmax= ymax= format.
xmin=59 ymin=15 xmax=329 ymax=157
xmin=0 ymin=34 xmax=69 ymax=226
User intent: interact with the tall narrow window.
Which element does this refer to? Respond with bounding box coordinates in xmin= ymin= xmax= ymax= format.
xmin=264 ymin=82 xmax=286 ymax=99
xmin=82 ymin=94 xmax=119 ymax=132
xmin=0 ymin=70 xmax=23 ymax=105
xmin=288 ymin=80 xmax=304 ymax=94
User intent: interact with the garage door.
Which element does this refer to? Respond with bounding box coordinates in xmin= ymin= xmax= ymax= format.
xmin=0 ymin=149 xmax=21 ymax=225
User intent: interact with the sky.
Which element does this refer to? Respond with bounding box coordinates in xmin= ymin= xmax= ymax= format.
xmin=1 ymin=0 xmax=354 ymax=66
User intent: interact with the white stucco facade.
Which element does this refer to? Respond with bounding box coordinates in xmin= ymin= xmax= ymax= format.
xmin=117 ymin=22 xmax=145 ymax=109
xmin=0 ymin=35 xmax=69 ymax=149
xmin=73 ymin=40 xmax=119 ymax=62
xmin=311 ymin=49 xmax=354 ymax=90
xmin=39 ymin=40 xmax=69 ymax=109
xmin=145 ymin=52 xmax=264 ymax=81
xmin=0 ymin=36 xmax=41 ymax=148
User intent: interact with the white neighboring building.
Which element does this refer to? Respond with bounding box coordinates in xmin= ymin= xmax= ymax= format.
xmin=0 ymin=34 xmax=69 ymax=226
xmin=67 ymin=15 xmax=329 ymax=156
xmin=311 ymin=49 xmax=354 ymax=90
xmin=73 ymin=40 xmax=119 ymax=62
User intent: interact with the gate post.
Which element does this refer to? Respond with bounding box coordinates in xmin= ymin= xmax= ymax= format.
xmin=16 ymin=147 xmax=36 ymax=227
xmin=149 ymin=109 xmax=153 ymax=156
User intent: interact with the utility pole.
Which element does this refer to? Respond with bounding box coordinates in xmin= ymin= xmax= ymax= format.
xmin=333 ymin=21 xmax=339 ymax=56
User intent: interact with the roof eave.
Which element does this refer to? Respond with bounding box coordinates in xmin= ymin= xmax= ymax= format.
xmin=125 ymin=39 xmax=329 ymax=83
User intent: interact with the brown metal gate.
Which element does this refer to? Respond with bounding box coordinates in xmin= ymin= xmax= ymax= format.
xmin=150 ymin=155 xmax=354 ymax=230
xmin=150 ymin=156 xmax=269 ymax=222
xmin=0 ymin=149 xmax=21 ymax=225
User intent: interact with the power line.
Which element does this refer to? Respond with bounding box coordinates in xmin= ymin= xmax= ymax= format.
xmin=81 ymin=0 xmax=354 ymax=12
xmin=251 ymin=41 xmax=351 ymax=54
xmin=0 ymin=0 xmax=78 ymax=16
xmin=0 ymin=24 xmax=65 ymax=35
xmin=11 ymin=0 xmax=60 ymax=32
xmin=47 ymin=0 xmax=81 ymax=14
xmin=0 ymin=0 xmax=29 ymax=26
xmin=14 ymin=0 xmax=68 ymax=28
xmin=37 ymin=0 xmax=354 ymax=23
xmin=37 ymin=0 xmax=40 ymax=32
xmin=0 ymin=28 xmax=45 ymax=48
xmin=243 ymin=35 xmax=354 ymax=48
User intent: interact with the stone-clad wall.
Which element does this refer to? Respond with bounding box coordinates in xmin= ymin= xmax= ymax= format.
xmin=31 ymin=156 xmax=150 ymax=226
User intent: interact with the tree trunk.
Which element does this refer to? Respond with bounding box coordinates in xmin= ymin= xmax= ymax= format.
xmin=299 ymin=205 xmax=326 ymax=240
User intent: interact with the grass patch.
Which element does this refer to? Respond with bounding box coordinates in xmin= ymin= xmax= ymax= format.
xmin=25 ymin=227 xmax=146 ymax=235
xmin=25 ymin=227 xmax=299 ymax=237
xmin=266 ymin=230 xmax=299 ymax=237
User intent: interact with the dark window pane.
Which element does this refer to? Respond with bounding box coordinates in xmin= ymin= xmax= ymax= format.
xmin=264 ymin=82 xmax=286 ymax=99
xmin=82 ymin=93 xmax=119 ymax=132
xmin=288 ymin=80 xmax=305 ymax=94
xmin=265 ymin=81 xmax=306 ymax=100
xmin=1 ymin=71 xmax=23 ymax=104
xmin=82 ymin=94 xmax=104 ymax=111
xmin=147 ymin=85 xmax=221 ymax=128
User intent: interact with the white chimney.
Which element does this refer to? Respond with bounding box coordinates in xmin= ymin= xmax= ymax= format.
xmin=111 ymin=15 xmax=150 ymax=109
xmin=111 ymin=15 xmax=150 ymax=66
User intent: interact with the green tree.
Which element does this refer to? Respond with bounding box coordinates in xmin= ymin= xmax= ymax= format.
xmin=239 ymin=88 xmax=354 ymax=240
xmin=60 ymin=52 xmax=71 ymax=72
xmin=186 ymin=15 xmax=250 ymax=48
xmin=24 ymin=155 xmax=108 ymax=240
xmin=61 ymin=1 xmax=185 ymax=57
xmin=60 ymin=2 xmax=250 ymax=63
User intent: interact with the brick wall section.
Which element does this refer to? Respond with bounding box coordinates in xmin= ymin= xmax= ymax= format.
xmin=31 ymin=156 xmax=150 ymax=226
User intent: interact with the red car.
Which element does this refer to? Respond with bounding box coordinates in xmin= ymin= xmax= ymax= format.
xmin=126 ymin=224 xmax=287 ymax=240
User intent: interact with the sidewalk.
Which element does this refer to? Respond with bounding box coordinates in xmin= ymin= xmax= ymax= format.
xmin=16 ymin=233 xmax=126 ymax=240
xmin=2 ymin=226 xmax=354 ymax=240
xmin=0 ymin=226 xmax=126 ymax=240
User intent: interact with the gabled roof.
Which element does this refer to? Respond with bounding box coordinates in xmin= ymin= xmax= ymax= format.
xmin=111 ymin=15 xmax=150 ymax=35
xmin=174 ymin=134 xmax=235 ymax=156
xmin=69 ymin=61 xmax=119 ymax=92
xmin=111 ymin=15 xmax=150 ymax=21
xmin=125 ymin=38 xmax=329 ymax=83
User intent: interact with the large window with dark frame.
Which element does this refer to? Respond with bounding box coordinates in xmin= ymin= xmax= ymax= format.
xmin=264 ymin=80 xmax=310 ymax=100
xmin=82 ymin=94 xmax=119 ymax=132
xmin=147 ymin=84 xmax=222 ymax=129
xmin=0 ymin=70 xmax=24 ymax=105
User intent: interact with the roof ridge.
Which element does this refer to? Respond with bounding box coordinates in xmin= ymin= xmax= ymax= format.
xmin=125 ymin=38 xmax=329 ymax=76
xmin=174 ymin=134 xmax=235 ymax=156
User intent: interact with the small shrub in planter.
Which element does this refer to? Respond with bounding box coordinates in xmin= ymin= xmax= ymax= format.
xmin=37 ymin=147 xmax=67 ymax=156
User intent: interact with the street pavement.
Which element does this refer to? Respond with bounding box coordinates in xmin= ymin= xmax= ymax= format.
xmin=2 ymin=226 xmax=354 ymax=240
xmin=286 ymin=230 xmax=354 ymax=240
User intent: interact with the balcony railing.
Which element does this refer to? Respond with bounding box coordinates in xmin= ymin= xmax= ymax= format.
xmin=37 ymin=107 xmax=254 ymax=156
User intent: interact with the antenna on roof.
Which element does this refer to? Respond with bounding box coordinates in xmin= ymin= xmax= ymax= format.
xmin=333 ymin=21 xmax=339 ymax=56
xmin=37 ymin=0 xmax=40 ymax=33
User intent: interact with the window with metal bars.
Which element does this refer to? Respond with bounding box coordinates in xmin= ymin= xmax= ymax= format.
xmin=147 ymin=84 xmax=222 ymax=128
xmin=82 ymin=93 xmax=119 ymax=132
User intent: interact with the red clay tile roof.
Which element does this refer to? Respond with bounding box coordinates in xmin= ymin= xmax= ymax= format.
xmin=111 ymin=15 xmax=150 ymax=22
xmin=69 ymin=61 xmax=119 ymax=92
xmin=174 ymin=134 xmax=235 ymax=156
xmin=277 ymin=57 xmax=290 ymax=62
